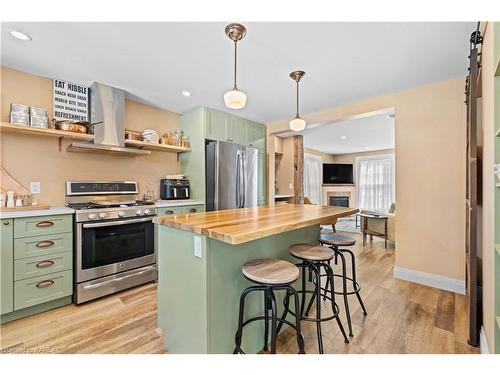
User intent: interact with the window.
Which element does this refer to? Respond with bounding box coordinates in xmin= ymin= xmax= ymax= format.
xmin=355 ymin=154 xmax=395 ymax=212
xmin=304 ymin=153 xmax=322 ymax=204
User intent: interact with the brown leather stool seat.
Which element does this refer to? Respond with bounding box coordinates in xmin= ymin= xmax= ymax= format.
xmin=319 ymin=233 xmax=356 ymax=247
xmin=289 ymin=243 xmax=334 ymax=261
xmin=242 ymin=258 xmax=299 ymax=285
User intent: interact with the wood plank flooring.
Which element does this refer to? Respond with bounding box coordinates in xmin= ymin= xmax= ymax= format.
xmin=0 ymin=231 xmax=479 ymax=354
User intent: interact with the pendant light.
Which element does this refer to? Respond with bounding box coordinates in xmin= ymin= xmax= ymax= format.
xmin=289 ymin=70 xmax=306 ymax=131
xmin=224 ymin=23 xmax=247 ymax=109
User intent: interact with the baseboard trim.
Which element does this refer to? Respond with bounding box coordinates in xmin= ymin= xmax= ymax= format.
xmin=480 ymin=326 xmax=489 ymax=354
xmin=393 ymin=266 xmax=465 ymax=295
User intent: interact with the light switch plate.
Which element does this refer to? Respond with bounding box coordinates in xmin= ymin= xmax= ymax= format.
xmin=194 ymin=236 xmax=202 ymax=258
xmin=30 ymin=181 xmax=41 ymax=194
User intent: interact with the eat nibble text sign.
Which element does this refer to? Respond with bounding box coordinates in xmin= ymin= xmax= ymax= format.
xmin=53 ymin=79 xmax=89 ymax=121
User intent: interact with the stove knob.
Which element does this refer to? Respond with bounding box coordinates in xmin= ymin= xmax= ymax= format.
xmin=99 ymin=212 xmax=108 ymax=219
xmin=88 ymin=213 xmax=97 ymax=221
xmin=118 ymin=211 xmax=126 ymax=218
xmin=144 ymin=209 xmax=151 ymax=215
xmin=136 ymin=209 xmax=144 ymax=216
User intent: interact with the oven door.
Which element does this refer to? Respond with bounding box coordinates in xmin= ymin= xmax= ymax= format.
xmin=76 ymin=216 xmax=156 ymax=283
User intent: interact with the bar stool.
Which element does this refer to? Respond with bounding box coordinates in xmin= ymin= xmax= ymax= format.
xmin=277 ymin=244 xmax=350 ymax=354
xmin=233 ymin=258 xmax=306 ymax=354
xmin=319 ymin=233 xmax=367 ymax=337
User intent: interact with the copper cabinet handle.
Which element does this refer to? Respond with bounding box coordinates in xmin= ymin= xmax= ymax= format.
xmin=36 ymin=221 xmax=54 ymax=228
xmin=3 ymin=221 xmax=10 ymax=225
xmin=189 ymin=208 xmax=197 ymax=213
xmin=36 ymin=280 xmax=54 ymax=288
xmin=36 ymin=260 xmax=55 ymax=268
xmin=36 ymin=240 xmax=55 ymax=248
xmin=165 ymin=210 xmax=174 ymax=215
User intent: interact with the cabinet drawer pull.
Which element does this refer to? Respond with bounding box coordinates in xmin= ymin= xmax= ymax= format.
xmin=36 ymin=240 xmax=55 ymax=248
xmin=36 ymin=260 xmax=55 ymax=268
xmin=164 ymin=210 xmax=174 ymax=215
xmin=189 ymin=208 xmax=197 ymax=213
xmin=36 ymin=280 xmax=54 ymax=288
xmin=3 ymin=221 xmax=10 ymax=225
xmin=36 ymin=221 xmax=55 ymax=228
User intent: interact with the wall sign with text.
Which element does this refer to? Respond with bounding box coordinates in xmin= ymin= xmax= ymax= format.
xmin=53 ymin=79 xmax=89 ymax=121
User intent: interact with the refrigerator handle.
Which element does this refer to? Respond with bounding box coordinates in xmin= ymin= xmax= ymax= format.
xmin=236 ymin=151 xmax=241 ymax=208
xmin=214 ymin=142 xmax=219 ymax=210
xmin=242 ymin=150 xmax=247 ymax=207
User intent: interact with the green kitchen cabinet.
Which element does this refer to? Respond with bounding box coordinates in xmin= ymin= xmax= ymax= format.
xmin=228 ymin=116 xmax=248 ymax=145
xmin=257 ymin=150 xmax=267 ymax=206
xmin=205 ymin=108 xmax=229 ymax=142
xmin=247 ymin=121 xmax=266 ymax=150
xmin=1 ymin=219 xmax=14 ymax=315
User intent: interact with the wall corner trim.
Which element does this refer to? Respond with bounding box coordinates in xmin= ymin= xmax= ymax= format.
xmin=479 ymin=326 xmax=489 ymax=354
xmin=393 ymin=266 xmax=465 ymax=295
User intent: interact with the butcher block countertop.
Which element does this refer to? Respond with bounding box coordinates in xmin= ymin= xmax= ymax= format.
xmin=153 ymin=204 xmax=358 ymax=245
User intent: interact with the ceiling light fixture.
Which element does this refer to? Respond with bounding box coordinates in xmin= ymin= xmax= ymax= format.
xmin=224 ymin=23 xmax=247 ymax=110
xmin=9 ymin=30 xmax=32 ymax=41
xmin=340 ymin=135 xmax=347 ymax=140
xmin=182 ymin=90 xmax=191 ymax=97
xmin=289 ymin=70 xmax=306 ymax=132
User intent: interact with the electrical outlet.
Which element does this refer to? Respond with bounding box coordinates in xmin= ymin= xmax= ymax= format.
xmin=193 ymin=236 xmax=202 ymax=258
xmin=288 ymin=183 xmax=293 ymax=190
xmin=30 ymin=181 xmax=41 ymax=194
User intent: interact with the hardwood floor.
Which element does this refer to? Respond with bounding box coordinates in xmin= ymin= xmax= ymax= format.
xmin=0 ymin=231 xmax=479 ymax=354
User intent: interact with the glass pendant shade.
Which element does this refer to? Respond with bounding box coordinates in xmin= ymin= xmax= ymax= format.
xmin=224 ymin=88 xmax=247 ymax=109
xmin=289 ymin=116 xmax=306 ymax=132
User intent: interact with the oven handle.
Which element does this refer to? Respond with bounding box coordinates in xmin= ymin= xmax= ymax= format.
xmin=82 ymin=217 xmax=153 ymax=228
xmin=82 ymin=266 xmax=156 ymax=290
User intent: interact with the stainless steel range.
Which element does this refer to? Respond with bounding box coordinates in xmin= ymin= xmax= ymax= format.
xmin=66 ymin=181 xmax=157 ymax=304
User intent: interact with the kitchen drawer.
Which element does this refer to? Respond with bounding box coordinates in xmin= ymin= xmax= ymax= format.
xmin=181 ymin=205 xmax=205 ymax=214
xmin=14 ymin=214 xmax=72 ymax=238
xmin=14 ymin=251 xmax=72 ymax=281
xmin=14 ymin=270 xmax=72 ymax=310
xmin=14 ymin=232 xmax=72 ymax=260
xmin=157 ymin=207 xmax=182 ymax=216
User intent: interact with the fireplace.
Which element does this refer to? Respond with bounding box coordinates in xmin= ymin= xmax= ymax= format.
xmin=329 ymin=196 xmax=349 ymax=207
xmin=327 ymin=191 xmax=351 ymax=208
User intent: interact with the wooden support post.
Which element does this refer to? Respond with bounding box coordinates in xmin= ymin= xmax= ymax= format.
xmin=293 ymin=135 xmax=304 ymax=204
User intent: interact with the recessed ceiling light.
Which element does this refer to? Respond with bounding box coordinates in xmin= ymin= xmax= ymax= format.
xmin=181 ymin=90 xmax=191 ymax=97
xmin=9 ymin=30 xmax=32 ymax=41
xmin=340 ymin=135 xmax=347 ymax=140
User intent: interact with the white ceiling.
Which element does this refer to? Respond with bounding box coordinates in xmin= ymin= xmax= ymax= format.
xmin=1 ymin=22 xmax=473 ymax=123
xmin=301 ymin=113 xmax=395 ymax=154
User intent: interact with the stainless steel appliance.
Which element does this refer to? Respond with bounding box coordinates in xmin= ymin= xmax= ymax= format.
xmin=66 ymin=181 xmax=157 ymax=304
xmin=205 ymin=140 xmax=258 ymax=211
xmin=160 ymin=178 xmax=190 ymax=200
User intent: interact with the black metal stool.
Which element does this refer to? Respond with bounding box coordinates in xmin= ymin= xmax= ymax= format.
xmin=319 ymin=233 xmax=367 ymax=337
xmin=277 ymin=244 xmax=349 ymax=354
xmin=233 ymin=258 xmax=305 ymax=354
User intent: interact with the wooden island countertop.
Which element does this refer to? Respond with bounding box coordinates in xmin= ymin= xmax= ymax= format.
xmin=153 ymin=204 xmax=358 ymax=245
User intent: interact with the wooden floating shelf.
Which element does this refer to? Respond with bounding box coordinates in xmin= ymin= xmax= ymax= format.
xmin=0 ymin=122 xmax=95 ymax=141
xmin=124 ymin=139 xmax=190 ymax=153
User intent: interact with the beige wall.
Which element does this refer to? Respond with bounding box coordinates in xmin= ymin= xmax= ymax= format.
xmin=267 ymin=77 xmax=466 ymax=282
xmin=0 ymin=67 xmax=181 ymax=205
xmin=304 ymin=147 xmax=335 ymax=162
xmin=331 ymin=148 xmax=395 ymax=163
xmin=480 ymin=22 xmax=495 ymax=353
xmin=276 ymin=137 xmax=294 ymax=195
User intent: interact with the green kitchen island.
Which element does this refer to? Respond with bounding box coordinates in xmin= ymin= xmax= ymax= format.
xmin=154 ymin=204 xmax=357 ymax=354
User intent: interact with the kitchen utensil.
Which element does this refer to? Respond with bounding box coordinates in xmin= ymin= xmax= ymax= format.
xmin=30 ymin=115 xmax=49 ymax=128
xmin=30 ymin=107 xmax=48 ymax=117
xmin=52 ymin=119 xmax=103 ymax=134
xmin=6 ymin=191 xmax=15 ymax=208
xmin=125 ymin=129 xmax=142 ymax=141
xmin=15 ymin=198 xmax=23 ymax=207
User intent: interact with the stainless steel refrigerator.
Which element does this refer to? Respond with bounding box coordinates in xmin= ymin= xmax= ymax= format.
xmin=206 ymin=140 xmax=258 ymax=211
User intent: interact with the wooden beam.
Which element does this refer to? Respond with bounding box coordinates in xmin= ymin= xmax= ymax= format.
xmin=293 ymin=135 xmax=304 ymax=204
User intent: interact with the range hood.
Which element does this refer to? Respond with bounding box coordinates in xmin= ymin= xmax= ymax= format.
xmin=67 ymin=82 xmax=150 ymax=156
